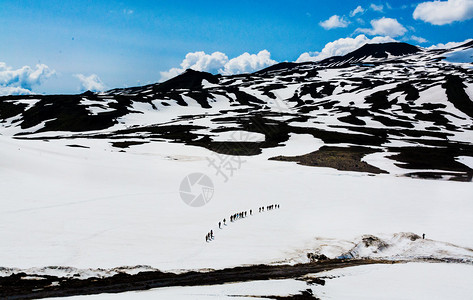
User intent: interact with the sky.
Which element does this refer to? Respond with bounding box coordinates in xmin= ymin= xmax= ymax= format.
xmin=0 ymin=0 xmax=472 ymax=95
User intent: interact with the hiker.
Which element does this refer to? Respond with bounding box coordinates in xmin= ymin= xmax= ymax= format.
xmin=422 ymin=233 xmax=425 ymax=239
xmin=223 ymin=218 xmax=226 ymax=225
xmin=219 ymin=222 xmax=221 ymax=229
xmin=250 ymin=209 xmax=252 ymax=215
xmin=210 ymin=230 xmax=214 ymax=239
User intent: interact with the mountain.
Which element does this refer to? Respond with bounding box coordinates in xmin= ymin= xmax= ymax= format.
xmin=1 ymin=41 xmax=473 ymax=181
xmin=319 ymin=42 xmax=421 ymax=66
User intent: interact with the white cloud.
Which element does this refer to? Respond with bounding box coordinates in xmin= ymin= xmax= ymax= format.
xmin=0 ymin=62 xmax=54 ymax=95
xmin=74 ymin=74 xmax=106 ymax=92
xmin=370 ymin=3 xmax=384 ymax=11
xmin=0 ymin=86 xmax=32 ymax=96
xmin=350 ymin=6 xmax=365 ymax=17
xmin=123 ymin=9 xmax=134 ymax=15
xmin=357 ymin=17 xmax=407 ymax=37
xmin=160 ymin=50 xmax=276 ymax=81
xmin=221 ymin=50 xmax=277 ymax=75
xmin=410 ymin=35 xmax=428 ymax=44
xmin=296 ymin=34 xmax=396 ymax=63
xmin=160 ymin=51 xmax=228 ymax=81
xmin=413 ymin=0 xmax=473 ymax=25
xmin=356 ymin=18 xmax=366 ymax=24
xmin=319 ymin=15 xmax=350 ymax=30
xmin=426 ymin=38 xmax=473 ymax=49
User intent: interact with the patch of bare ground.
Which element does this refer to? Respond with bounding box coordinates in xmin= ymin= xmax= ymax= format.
xmin=0 ymin=259 xmax=395 ymax=300
xmin=269 ymin=146 xmax=387 ymax=174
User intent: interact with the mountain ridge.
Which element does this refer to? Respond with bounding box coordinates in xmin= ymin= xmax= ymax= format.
xmin=1 ymin=40 xmax=472 ymax=181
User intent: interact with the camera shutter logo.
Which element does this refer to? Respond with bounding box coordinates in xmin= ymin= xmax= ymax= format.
xmin=179 ymin=173 xmax=214 ymax=207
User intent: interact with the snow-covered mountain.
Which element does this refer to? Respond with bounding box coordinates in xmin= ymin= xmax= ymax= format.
xmin=1 ymin=41 xmax=473 ymax=181
xmin=1 ymin=41 xmax=473 ymax=299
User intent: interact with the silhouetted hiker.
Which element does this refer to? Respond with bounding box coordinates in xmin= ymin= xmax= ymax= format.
xmin=223 ymin=218 xmax=226 ymax=225
xmin=219 ymin=222 xmax=221 ymax=229
xmin=422 ymin=233 xmax=425 ymax=239
xmin=210 ymin=230 xmax=214 ymax=239
xmin=250 ymin=209 xmax=252 ymax=215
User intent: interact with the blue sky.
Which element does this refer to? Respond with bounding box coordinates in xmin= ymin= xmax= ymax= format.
xmin=0 ymin=0 xmax=472 ymax=94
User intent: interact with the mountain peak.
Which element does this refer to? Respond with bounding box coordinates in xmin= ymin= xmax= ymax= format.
xmin=157 ymin=69 xmax=220 ymax=91
xmin=320 ymin=42 xmax=421 ymax=66
xmin=351 ymin=42 xmax=421 ymax=58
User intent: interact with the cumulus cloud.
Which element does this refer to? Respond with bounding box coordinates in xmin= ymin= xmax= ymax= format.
xmin=350 ymin=6 xmax=365 ymax=17
xmin=427 ymin=38 xmax=473 ymax=49
xmin=319 ymin=15 xmax=350 ymax=29
xmin=296 ymin=34 xmax=396 ymax=63
xmin=221 ymin=50 xmax=277 ymax=75
xmin=410 ymin=35 xmax=428 ymax=44
xmin=160 ymin=50 xmax=276 ymax=81
xmin=370 ymin=3 xmax=384 ymax=11
xmin=413 ymin=0 xmax=473 ymax=25
xmin=74 ymin=74 xmax=106 ymax=92
xmin=160 ymin=51 xmax=228 ymax=81
xmin=0 ymin=62 xmax=54 ymax=95
xmin=357 ymin=17 xmax=407 ymax=37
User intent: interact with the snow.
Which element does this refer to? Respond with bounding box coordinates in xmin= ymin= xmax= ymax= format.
xmin=3 ymin=98 xmax=40 ymax=110
xmin=443 ymin=48 xmax=473 ymax=64
xmin=1 ymin=134 xmax=472 ymax=273
xmin=457 ymin=156 xmax=473 ymax=169
xmin=309 ymin=263 xmax=473 ymax=300
xmin=211 ymin=130 xmax=265 ymax=142
xmin=337 ymin=232 xmax=473 ymax=262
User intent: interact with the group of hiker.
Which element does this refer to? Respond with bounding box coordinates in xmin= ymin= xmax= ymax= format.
xmin=206 ymin=204 xmax=280 ymax=242
xmin=259 ymin=204 xmax=279 ymax=212
xmin=205 ymin=230 xmax=214 ymax=242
